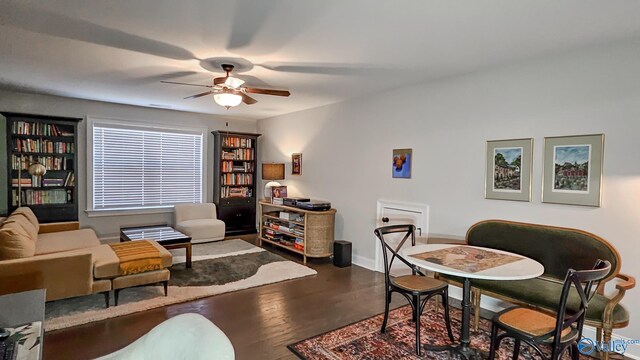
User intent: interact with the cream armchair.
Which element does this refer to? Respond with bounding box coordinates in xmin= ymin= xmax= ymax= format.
xmin=174 ymin=203 xmax=225 ymax=244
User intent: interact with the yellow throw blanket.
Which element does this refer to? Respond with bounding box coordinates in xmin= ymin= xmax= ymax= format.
xmin=109 ymin=240 xmax=163 ymax=275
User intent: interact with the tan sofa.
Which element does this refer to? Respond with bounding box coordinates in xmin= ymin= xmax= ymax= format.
xmin=0 ymin=207 xmax=172 ymax=306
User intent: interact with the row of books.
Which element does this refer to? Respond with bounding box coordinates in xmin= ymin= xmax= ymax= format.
xmin=12 ymin=189 xmax=72 ymax=206
xmin=263 ymin=222 xmax=304 ymax=250
xmin=10 ymin=172 xmax=74 ymax=187
xmin=221 ymin=148 xmax=254 ymax=160
xmin=221 ymin=186 xmax=253 ymax=198
xmin=14 ymin=139 xmax=75 ymax=154
xmin=221 ymin=173 xmax=253 ymax=185
xmin=221 ymin=161 xmax=254 ymax=172
xmin=263 ymin=219 xmax=304 ymax=237
xmin=222 ymin=136 xmax=253 ymax=148
xmin=11 ymin=155 xmax=72 ymax=171
xmin=12 ymin=121 xmax=73 ymax=137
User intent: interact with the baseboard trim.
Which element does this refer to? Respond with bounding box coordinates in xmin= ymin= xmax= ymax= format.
xmin=447 ymin=286 xmax=640 ymax=359
xmin=352 ymin=255 xmax=376 ymax=271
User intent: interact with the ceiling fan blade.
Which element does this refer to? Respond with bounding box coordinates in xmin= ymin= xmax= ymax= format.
xmin=161 ymin=80 xmax=213 ymax=88
xmin=244 ymin=87 xmax=291 ymax=97
xmin=184 ymin=91 xmax=214 ymax=99
xmin=240 ymin=92 xmax=258 ymax=105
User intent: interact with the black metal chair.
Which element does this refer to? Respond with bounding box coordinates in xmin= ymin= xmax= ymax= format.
xmin=374 ymin=224 xmax=455 ymax=356
xmin=488 ymin=259 xmax=612 ymax=360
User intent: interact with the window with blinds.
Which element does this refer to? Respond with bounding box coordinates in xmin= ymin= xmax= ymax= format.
xmin=92 ymin=124 xmax=203 ymax=210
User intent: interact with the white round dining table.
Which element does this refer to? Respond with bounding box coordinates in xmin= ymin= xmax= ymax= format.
xmin=399 ymin=243 xmax=544 ymax=359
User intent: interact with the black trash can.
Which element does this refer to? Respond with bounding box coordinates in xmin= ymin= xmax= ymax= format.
xmin=333 ymin=240 xmax=352 ymax=267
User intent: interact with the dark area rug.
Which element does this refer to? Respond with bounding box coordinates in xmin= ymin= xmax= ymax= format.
xmin=289 ymin=304 xmax=589 ymax=359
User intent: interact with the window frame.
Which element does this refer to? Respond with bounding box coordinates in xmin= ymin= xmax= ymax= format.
xmin=86 ymin=116 xmax=207 ymax=217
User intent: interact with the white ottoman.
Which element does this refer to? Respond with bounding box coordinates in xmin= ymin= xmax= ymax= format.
xmin=174 ymin=203 xmax=225 ymax=244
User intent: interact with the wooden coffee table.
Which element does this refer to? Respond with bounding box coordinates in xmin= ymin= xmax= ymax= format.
xmin=120 ymin=225 xmax=193 ymax=269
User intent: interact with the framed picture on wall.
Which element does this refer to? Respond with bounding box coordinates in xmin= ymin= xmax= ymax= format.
xmin=542 ymin=134 xmax=604 ymax=207
xmin=485 ymin=138 xmax=533 ymax=202
xmin=292 ymin=153 xmax=302 ymax=175
xmin=392 ymin=149 xmax=412 ymax=179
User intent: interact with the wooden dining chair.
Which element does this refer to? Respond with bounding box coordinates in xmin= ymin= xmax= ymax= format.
xmin=488 ymin=259 xmax=611 ymax=360
xmin=374 ymin=224 xmax=455 ymax=355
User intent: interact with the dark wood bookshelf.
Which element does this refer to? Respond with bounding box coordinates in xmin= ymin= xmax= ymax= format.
xmin=212 ymin=131 xmax=261 ymax=236
xmin=2 ymin=112 xmax=81 ymax=223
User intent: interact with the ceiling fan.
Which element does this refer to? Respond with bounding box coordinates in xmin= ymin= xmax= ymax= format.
xmin=160 ymin=64 xmax=290 ymax=109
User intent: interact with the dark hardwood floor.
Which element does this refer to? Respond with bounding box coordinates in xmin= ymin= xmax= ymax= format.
xmin=43 ymin=239 xmax=404 ymax=360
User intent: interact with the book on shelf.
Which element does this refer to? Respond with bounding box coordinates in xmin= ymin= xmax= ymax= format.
xmin=12 ymin=189 xmax=71 ymax=206
xmin=11 ymin=155 xmax=71 ymax=171
xmin=222 ymin=136 xmax=253 ymax=148
xmin=14 ymin=139 xmax=74 ymax=153
xmin=272 ymin=197 xmax=284 ymax=205
xmin=12 ymin=121 xmax=73 ymax=137
xmin=221 ymin=148 xmax=254 ymax=160
xmin=220 ymin=173 xmax=253 ymax=186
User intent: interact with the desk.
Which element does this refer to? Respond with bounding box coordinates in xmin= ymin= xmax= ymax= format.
xmin=0 ymin=289 xmax=45 ymax=360
xmin=400 ymin=244 xmax=543 ymax=359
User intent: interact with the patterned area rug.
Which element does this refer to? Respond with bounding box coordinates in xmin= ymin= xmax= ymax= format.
xmin=45 ymin=239 xmax=316 ymax=331
xmin=289 ymin=304 xmax=587 ymax=359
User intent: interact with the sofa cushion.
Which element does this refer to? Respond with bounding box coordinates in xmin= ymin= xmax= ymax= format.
xmin=35 ymin=229 xmax=100 ymax=255
xmin=12 ymin=207 xmax=40 ymax=233
xmin=4 ymin=216 xmax=38 ymax=241
xmin=441 ymin=274 xmax=629 ymax=326
xmin=0 ymin=221 xmax=36 ymax=260
xmin=176 ymin=219 xmax=225 ymax=240
xmin=93 ymin=242 xmax=173 ymax=279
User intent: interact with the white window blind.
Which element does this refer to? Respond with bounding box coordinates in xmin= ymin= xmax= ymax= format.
xmin=92 ymin=124 xmax=203 ymax=210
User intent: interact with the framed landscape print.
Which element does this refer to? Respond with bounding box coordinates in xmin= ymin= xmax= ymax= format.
xmin=292 ymin=153 xmax=302 ymax=175
xmin=485 ymin=138 xmax=533 ymax=202
xmin=542 ymin=134 xmax=604 ymax=207
xmin=392 ymin=149 xmax=412 ymax=179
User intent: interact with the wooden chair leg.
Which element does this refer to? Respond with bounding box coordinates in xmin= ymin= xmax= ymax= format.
xmin=571 ymin=343 xmax=579 ymax=360
xmin=163 ymin=281 xmax=168 ymax=296
xmin=442 ymin=291 xmax=455 ymax=342
xmin=472 ymin=289 xmax=481 ymax=332
xmin=488 ymin=324 xmax=499 ymax=360
xmin=512 ymin=339 xmax=521 ymax=360
xmin=114 ymin=288 xmax=121 ymax=306
xmin=381 ymin=291 xmax=391 ymax=333
xmin=414 ymin=300 xmax=421 ymax=356
xmin=602 ymin=328 xmax=613 ymax=360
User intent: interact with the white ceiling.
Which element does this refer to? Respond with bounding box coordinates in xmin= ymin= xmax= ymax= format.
xmin=1 ymin=1 xmax=640 ymax=120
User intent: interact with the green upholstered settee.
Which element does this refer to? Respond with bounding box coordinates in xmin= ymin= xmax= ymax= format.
xmin=438 ymin=220 xmax=635 ymax=360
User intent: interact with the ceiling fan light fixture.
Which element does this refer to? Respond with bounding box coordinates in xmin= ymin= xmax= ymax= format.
xmin=224 ymin=76 xmax=245 ymax=89
xmin=214 ymin=92 xmax=242 ymax=109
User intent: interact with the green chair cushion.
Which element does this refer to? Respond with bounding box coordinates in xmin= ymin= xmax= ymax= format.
xmin=441 ymin=274 xmax=629 ymax=326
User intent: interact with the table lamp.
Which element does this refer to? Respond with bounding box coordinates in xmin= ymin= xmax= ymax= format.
xmin=262 ymin=163 xmax=285 ymax=201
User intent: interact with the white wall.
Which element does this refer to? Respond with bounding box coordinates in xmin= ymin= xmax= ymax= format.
xmin=258 ymin=39 xmax=640 ymax=340
xmin=0 ymin=90 xmax=256 ymax=237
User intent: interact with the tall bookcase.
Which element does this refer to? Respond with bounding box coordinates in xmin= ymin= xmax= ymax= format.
xmin=2 ymin=112 xmax=80 ymax=223
xmin=212 ymin=131 xmax=261 ymax=235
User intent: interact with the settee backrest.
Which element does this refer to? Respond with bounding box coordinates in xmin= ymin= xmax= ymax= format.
xmin=466 ymin=220 xmax=620 ymax=282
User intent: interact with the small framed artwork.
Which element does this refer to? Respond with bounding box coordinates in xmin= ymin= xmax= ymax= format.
xmin=272 ymin=186 xmax=288 ymax=199
xmin=542 ymin=134 xmax=604 ymax=207
xmin=392 ymin=149 xmax=412 ymax=178
xmin=292 ymin=153 xmax=302 ymax=175
xmin=485 ymin=138 xmax=533 ymax=202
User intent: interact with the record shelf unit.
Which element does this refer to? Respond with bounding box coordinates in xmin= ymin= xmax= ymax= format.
xmin=2 ymin=112 xmax=80 ymax=222
xmin=212 ymin=131 xmax=261 ymax=235
xmin=259 ymin=201 xmax=336 ymax=263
